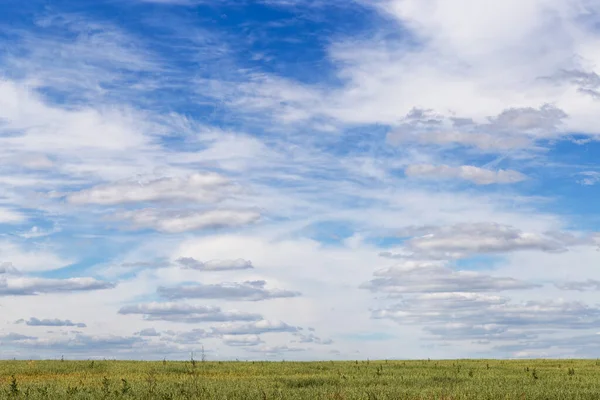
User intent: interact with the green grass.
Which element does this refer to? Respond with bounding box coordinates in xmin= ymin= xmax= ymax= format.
xmin=0 ymin=359 xmax=599 ymax=399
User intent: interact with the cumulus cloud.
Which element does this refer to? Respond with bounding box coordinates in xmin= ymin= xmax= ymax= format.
xmin=165 ymin=329 xmax=214 ymax=344
xmin=555 ymin=279 xmax=600 ymax=291
xmin=399 ymin=223 xmax=594 ymax=259
xmin=0 ymin=333 xmax=147 ymax=354
xmin=157 ymin=280 xmax=301 ymax=301
xmin=119 ymin=302 xmax=262 ymax=323
xmin=374 ymin=295 xmax=600 ymax=341
xmin=362 ymin=262 xmax=537 ymax=295
xmin=16 ymin=317 xmax=87 ymax=328
xmin=386 ymin=105 xmax=566 ymax=152
xmin=0 ymin=333 xmax=37 ymax=342
xmin=388 ymin=128 xmax=532 ymax=151
xmin=116 ymin=208 xmax=261 ymax=233
xmin=493 ymin=333 xmax=600 ymax=358
xmin=67 ymin=173 xmax=234 ymax=205
xmin=212 ymin=320 xmax=300 ymax=335
xmin=489 ymin=104 xmax=568 ymax=133
xmin=175 ymin=257 xmax=254 ymax=271
xmin=136 ymin=328 xmax=161 ymax=337
xmin=0 ymin=275 xmax=115 ymax=296
xmin=292 ymin=332 xmax=334 ymax=345
xmin=4 ymin=0 xmax=600 ymax=361
xmin=405 ymin=164 xmax=527 ymax=185
xmin=0 ymin=262 xmax=19 ymax=275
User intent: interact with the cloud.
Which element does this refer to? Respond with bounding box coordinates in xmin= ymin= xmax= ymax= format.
xmin=157 ymin=280 xmax=301 ymax=301
xmin=0 ymin=273 xmax=115 ymax=296
xmin=119 ymin=302 xmax=262 ymax=323
xmin=116 ymin=208 xmax=261 ymax=233
xmin=0 ymin=332 xmax=152 ymax=356
xmin=398 ymin=223 xmax=594 ymax=259
xmin=222 ymin=335 xmax=263 ymax=347
xmin=244 ymin=345 xmax=306 ymax=354
xmin=493 ymin=333 xmax=600 ymax=358
xmin=0 ymin=333 xmax=37 ymax=342
xmin=374 ymin=295 xmax=600 ymax=341
xmin=175 ymin=257 xmax=254 ymax=271
xmin=388 ymin=127 xmax=532 ymax=152
xmin=387 ymin=105 xmax=566 ymax=152
xmin=0 ymin=241 xmax=73 ymax=272
xmin=120 ymin=259 xmax=171 ymax=269
xmin=544 ymin=69 xmax=600 ymax=99
xmin=555 ymin=279 xmax=600 ymax=291
xmin=165 ymin=329 xmax=214 ymax=344
xmin=405 ymin=164 xmax=527 ymax=185
xmin=17 ymin=225 xmax=61 ymax=239
xmin=28 ymin=334 xmax=143 ymax=350
xmin=292 ymin=332 xmax=334 ymax=345
xmin=212 ymin=320 xmax=299 ymax=335
xmin=3 ymin=14 xmax=160 ymax=101
xmin=67 ymin=173 xmax=235 ymax=205
xmin=0 ymin=208 xmax=27 ymax=224
xmin=16 ymin=317 xmax=87 ymax=328
xmin=0 ymin=262 xmax=19 ymax=275
xmin=362 ymin=262 xmax=538 ymax=294
xmin=0 ymin=80 xmax=153 ymax=161
xmin=489 ymin=104 xmax=568 ymax=133
xmin=136 ymin=328 xmax=161 ymax=337
xmin=3 ymin=0 xmax=600 ymax=361
xmin=578 ymin=171 xmax=600 ymax=186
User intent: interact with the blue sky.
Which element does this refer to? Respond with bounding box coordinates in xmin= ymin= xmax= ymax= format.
xmin=1 ymin=0 xmax=600 ymax=360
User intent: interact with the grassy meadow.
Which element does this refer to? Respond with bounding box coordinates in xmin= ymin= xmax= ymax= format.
xmin=0 ymin=359 xmax=599 ymax=399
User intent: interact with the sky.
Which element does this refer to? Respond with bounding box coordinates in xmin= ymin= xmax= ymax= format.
xmin=1 ymin=0 xmax=600 ymax=361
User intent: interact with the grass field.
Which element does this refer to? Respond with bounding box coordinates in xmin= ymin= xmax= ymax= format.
xmin=0 ymin=359 xmax=599 ymax=399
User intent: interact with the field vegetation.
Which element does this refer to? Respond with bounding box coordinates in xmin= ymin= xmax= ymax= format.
xmin=0 ymin=359 xmax=599 ymax=399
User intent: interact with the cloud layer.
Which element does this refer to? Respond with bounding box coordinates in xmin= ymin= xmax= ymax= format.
xmin=1 ymin=0 xmax=599 ymax=360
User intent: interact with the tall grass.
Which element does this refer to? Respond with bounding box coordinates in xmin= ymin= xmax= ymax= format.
xmin=0 ymin=359 xmax=599 ymax=399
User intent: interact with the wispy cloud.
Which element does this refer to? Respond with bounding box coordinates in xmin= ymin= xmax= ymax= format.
xmin=119 ymin=302 xmax=262 ymax=323
xmin=405 ymin=165 xmax=527 ymax=185
xmin=157 ymin=280 xmax=301 ymax=301
xmin=16 ymin=317 xmax=87 ymax=328
xmin=1 ymin=0 xmax=600 ymax=360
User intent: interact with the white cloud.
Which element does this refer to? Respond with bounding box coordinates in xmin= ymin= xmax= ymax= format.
xmin=405 ymin=164 xmax=527 ymax=185
xmin=212 ymin=320 xmax=299 ymax=335
xmin=0 ymin=241 xmax=73 ymax=272
xmin=225 ymin=0 xmax=600 ymax=144
xmin=17 ymin=317 xmax=87 ymax=328
xmin=556 ymin=279 xmax=600 ymax=291
xmin=0 ymin=276 xmax=115 ymax=296
xmin=0 ymin=208 xmax=26 ymax=224
xmin=176 ymin=257 xmax=254 ymax=271
xmin=363 ymin=262 xmax=538 ymax=295
xmin=119 ymin=302 xmax=262 ymax=323
xmin=67 ymin=173 xmax=235 ymax=205
xmin=399 ymin=223 xmax=594 ymax=259
xmin=0 ymin=80 xmax=150 ymax=154
xmin=2 ymin=0 xmax=600 ymax=360
xmin=157 ymin=280 xmax=301 ymax=301
xmin=579 ymin=171 xmax=600 ymax=186
xmin=222 ymin=334 xmax=263 ymax=347
xmin=116 ymin=208 xmax=261 ymax=233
